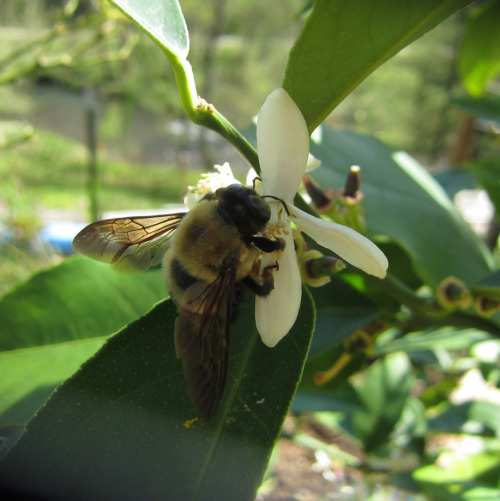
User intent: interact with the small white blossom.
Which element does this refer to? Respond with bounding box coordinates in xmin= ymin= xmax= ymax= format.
xmin=255 ymin=89 xmax=388 ymax=347
xmin=184 ymin=162 xmax=239 ymax=209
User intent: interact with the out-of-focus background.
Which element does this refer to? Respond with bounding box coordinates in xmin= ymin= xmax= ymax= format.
xmin=1 ymin=0 xmax=497 ymax=296
xmin=3 ymin=2 xmax=500 ymax=499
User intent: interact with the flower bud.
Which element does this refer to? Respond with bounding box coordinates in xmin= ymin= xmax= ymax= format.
xmin=436 ymin=276 xmax=472 ymax=310
xmin=474 ymin=296 xmax=500 ymax=317
xmin=299 ymin=250 xmax=345 ymax=287
xmin=303 ymin=175 xmax=335 ymax=212
xmin=343 ymin=165 xmax=362 ymax=198
xmin=314 ymin=330 xmax=372 ymax=386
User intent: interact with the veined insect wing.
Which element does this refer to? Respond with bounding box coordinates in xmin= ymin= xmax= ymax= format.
xmin=73 ymin=213 xmax=186 ymax=272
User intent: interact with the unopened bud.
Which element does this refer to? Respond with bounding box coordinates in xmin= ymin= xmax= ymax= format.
xmin=436 ymin=276 xmax=472 ymax=310
xmin=474 ymin=296 xmax=500 ymax=317
xmin=344 ymin=330 xmax=373 ymax=354
xmin=299 ymin=250 xmax=345 ymax=287
xmin=343 ymin=165 xmax=361 ymax=198
xmin=303 ymin=175 xmax=334 ymax=212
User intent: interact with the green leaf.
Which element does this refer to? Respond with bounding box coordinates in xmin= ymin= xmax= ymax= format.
xmin=309 ymin=277 xmax=377 ymax=355
xmin=450 ymin=94 xmax=500 ymax=124
xmin=0 ymin=337 xmax=106 ymax=426
xmin=429 ymin=400 xmax=500 ymax=437
xmin=470 ymin=401 xmax=500 ymax=438
xmin=108 ymin=0 xmax=189 ymax=60
xmin=350 ymin=352 xmax=412 ymax=452
xmin=0 ymin=257 xmax=167 ymax=425
xmin=458 ymin=0 xmax=500 ymax=96
xmin=434 ymin=169 xmax=478 ymax=199
xmin=293 ymin=383 xmax=365 ymax=414
xmin=310 ymin=128 xmax=495 ymax=286
xmin=414 ymin=452 xmax=500 ymax=496
xmin=0 ymin=256 xmax=167 ymax=350
xmin=467 ymin=157 xmax=500 ymax=217
xmin=375 ymin=327 xmax=492 ymax=357
xmin=0 ymin=292 xmax=315 ymax=500
xmin=284 ymin=0 xmax=472 ymax=130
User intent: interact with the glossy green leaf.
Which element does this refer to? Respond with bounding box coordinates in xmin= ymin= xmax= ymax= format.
xmin=0 ymin=256 xmax=167 ymax=350
xmin=350 ymin=352 xmax=412 ymax=452
xmin=0 ymin=337 xmax=106 ymax=426
xmin=310 ymin=127 xmax=495 ymax=286
xmin=0 ymin=291 xmax=315 ymax=500
xmin=0 ymin=257 xmax=167 ymax=426
xmin=458 ymin=0 xmax=500 ymax=96
xmin=284 ymin=0 xmax=472 ymax=130
xmin=108 ymin=0 xmax=189 ymax=59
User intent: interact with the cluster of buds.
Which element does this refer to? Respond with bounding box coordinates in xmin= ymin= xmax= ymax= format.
xmin=303 ymin=165 xmax=366 ymax=234
xmin=436 ymin=276 xmax=500 ymax=318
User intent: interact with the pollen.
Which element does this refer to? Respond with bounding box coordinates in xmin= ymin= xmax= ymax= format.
xmin=183 ymin=417 xmax=199 ymax=429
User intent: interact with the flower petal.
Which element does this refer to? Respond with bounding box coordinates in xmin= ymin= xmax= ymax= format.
xmin=255 ymin=231 xmax=302 ymax=347
xmin=257 ymin=89 xmax=309 ymax=201
xmin=291 ymin=206 xmax=388 ymax=278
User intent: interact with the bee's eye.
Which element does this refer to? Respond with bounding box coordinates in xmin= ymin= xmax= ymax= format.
xmin=248 ymin=195 xmax=271 ymax=220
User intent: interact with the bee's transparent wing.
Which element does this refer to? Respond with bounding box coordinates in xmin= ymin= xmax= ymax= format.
xmin=73 ymin=213 xmax=186 ymax=272
xmin=174 ymin=264 xmax=238 ymax=423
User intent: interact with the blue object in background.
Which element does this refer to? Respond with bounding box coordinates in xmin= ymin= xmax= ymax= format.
xmin=39 ymin=222 xmax=87 ymax=255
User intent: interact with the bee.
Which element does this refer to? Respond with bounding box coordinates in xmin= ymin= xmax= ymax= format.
xmin=73 ymin=184 xmax=285 ymax=422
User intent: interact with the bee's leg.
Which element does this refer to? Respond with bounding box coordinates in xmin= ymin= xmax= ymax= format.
xmin=243 ymin=264 xmax=276 ymax=297
xmin=249 ymin=236 xmax=285 ymax=253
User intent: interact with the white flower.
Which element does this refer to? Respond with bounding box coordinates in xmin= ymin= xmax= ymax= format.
xmin=184 ymin=162 xmax=239 ymax=209
xmin=255 ymin=89 xmax=388 ymax=347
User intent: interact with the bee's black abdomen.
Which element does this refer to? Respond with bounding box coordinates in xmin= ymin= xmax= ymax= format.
xmin=170 ymin=257 xmax=198 ymax=290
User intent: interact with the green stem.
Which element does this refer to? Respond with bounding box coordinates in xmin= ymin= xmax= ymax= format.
xmin=198 ymin=108 xmax=260 ymax=172
xmin=168 ymin=53 xmax=322 ymax=220
xmin=169 ymin=55 xmax=260 ymax=171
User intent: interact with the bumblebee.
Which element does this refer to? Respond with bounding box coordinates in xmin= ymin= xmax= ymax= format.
xmin=73 ymin=184 xmax=285 ymax=422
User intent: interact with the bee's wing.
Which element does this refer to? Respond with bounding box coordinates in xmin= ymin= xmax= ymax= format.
xmin=73 ymin=213 xmax=186 ymax=272
xmin=174 ymin=264 xmax=238 ymax=423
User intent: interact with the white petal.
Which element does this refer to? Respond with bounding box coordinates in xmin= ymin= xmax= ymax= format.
xmin=184 ymin=192 xmax=201 ymax=210
xmin=257 ymin=89 xmax=309 ymax=201
xmin=255 ymin=232 xmax=302 ymax=347
xmin=306 ymin=153 xmax=321 ymax=172
xmin=291 ymin=206 xmax=388 ymax=278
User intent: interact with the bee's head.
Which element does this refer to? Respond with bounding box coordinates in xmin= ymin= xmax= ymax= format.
xmin=216 ymin=184 xmax=271 ymax=235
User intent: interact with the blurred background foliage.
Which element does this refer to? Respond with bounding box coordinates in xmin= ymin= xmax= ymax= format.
xmin=1 ymin=0 xmax=500 ymax=499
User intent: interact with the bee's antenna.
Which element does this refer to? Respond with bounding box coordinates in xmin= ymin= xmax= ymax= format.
xmin=262 ymin=195 xmax=290 ymax=216
xmin=252 ymin=176 xmax=262 ymax=190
